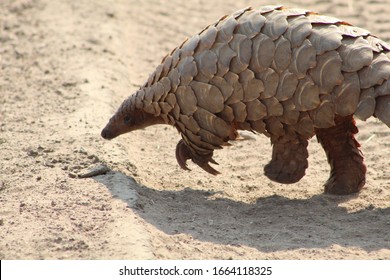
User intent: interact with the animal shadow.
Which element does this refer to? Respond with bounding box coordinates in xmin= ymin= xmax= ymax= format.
xmin=95 ymin=171 xmax=390 ymax=253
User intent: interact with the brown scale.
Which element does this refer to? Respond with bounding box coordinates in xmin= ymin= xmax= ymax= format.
xmin=101 ymin=6 xmax=390 ymax=195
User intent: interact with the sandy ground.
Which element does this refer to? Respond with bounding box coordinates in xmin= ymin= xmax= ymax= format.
xmin=0 ymin=0 xmax=389 ymax=259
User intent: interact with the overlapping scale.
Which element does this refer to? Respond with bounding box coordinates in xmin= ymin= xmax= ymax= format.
xmin=230 ymin=102 xmax=247 ymax=122
xmin=309 ymin=50 xmax=344 ymax=94
xmin=196 ymin=25 xmax=218 ymax=52
xmin=209 ymin=76 xmax=234 ymax=101
xmin=177 ymin=56 xmax=198 ymax=86
xmin=194 ymin=50 xmax=218 ymax=81
xmin=224 ymin=71 xmax=244 ymax=104
xmin=334 ymin=72 xmax=360 ymax=116
xmin=308 ymin=24 xmax=343 ymax=55
xmin=358 ymin=53 xmax=390 ymax=89
xmin=239 ymin=69 xmax=264 ymax=101
xmin=175 ymin=85 xmax=197 ymax=115
xmin=280 ymin=99 xmax=299 ymax=125
xmin=262 ymin=97 xmax=283 ymax=117
xmin=354 ymin=88 xmax=376 ymax=121
xmin=256 ymin=68 xmax=279 ymax=99
xmin=289 ymin=39 xmax=316 ymax=79
xmin=249 ymin=33 xmax=275 ymax=72
xmin=245 ymin=99 xmax=267 ymax=121
xmin=190 ymin=81 xmax=224 ymax=113
xmin=212 ymin=42 xmax=236 ymax=76
xmin=374 ymin=96 xmax=390 ymax=127
xmin=193 ymin=107 xmax=232 ymax=139
xmin=229 ymin=34 xmax=252 ymax=73
xmin=309 ymin=97 xmax=335 ymax=128
xmin=275 ymin=70 xmax=298 ymax=101
xmin=338 ymin=37 xmax=373 ymax=72
xmin=294 ymin=76 xmax=321 ymax=111
xmin=272 ymin=36 xmax=292 ymax=72
xmin=284 ymin=15 xmax=312 ymax=48
xmin=215 ymin=16 xmax=237 ymax=43
xmin=235 ymin=10 xmax=266 ymax=38
xmin=261 ymin=10 xmax=289 ymax=40
xmin=179 ymin=114 xmax=201 ymax=134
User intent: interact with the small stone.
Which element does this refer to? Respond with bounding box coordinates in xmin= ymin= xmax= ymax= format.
xmin=53 ymin=237 xmax=62 ymax=243
xmin=43 ymin=148 xmax=54 ymax=153
xmin=27 ymin=149 xmax=39 ymax=157
xmin=62 ymin=81 xmax=78 ymax=87
xmin=106 ymin=12 xmax=115 ymax=18
xmin=44 ymin=162 xmax=55 ymax=168
xmin=78 ymin=165 xmax=110 ymax=178
xmin=78 ymin=147 xmax=88 ymax=155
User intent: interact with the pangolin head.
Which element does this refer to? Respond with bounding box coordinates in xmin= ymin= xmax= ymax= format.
xmin=101 ymin=111 xmax=140 ymax=140
xmin=101 ymin=95 xmax=165 ymax=140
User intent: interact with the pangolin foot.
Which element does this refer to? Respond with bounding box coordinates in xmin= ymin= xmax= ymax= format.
xmin=264 ymin=159 xmax=306 ymax=184
xmin=316 ymin=115 xmax=367 ymax=195
xmin=324 ymin=159 xmax=366 ymax=195
xmin=175 ymin=140 xmax=220 ymax=175
xmin=263 ymin=136 xmax=309 ymax=184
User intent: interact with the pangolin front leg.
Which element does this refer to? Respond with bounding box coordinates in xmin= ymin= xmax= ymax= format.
xmin=315 ymin=115 xmax=366 ymax=195
xmin=264 ymin=134 xmax=309 ymax=184
xmin=175 ymin=140 xmax=220 ymax=175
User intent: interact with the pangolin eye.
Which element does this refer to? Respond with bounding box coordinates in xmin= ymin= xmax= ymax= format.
xmin=124 ymin=115 xmax=131 ymax=124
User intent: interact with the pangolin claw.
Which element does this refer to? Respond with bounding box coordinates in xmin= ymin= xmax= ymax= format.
xmin=175 ymin=140 xmax=220 ymax=175
xmin=199 ymin=163 xmax=220 ymax=175
xmin=175 ymin=140 xmax=192 ymax=171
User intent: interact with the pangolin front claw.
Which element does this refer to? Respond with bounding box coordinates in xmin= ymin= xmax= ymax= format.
xmin=175 ymin=140 xmax=220 ymax=175
xmin=196 ymin=161 xmax=220 ymax=175
xmin=175 ymin=140 xmax=192 ymax=171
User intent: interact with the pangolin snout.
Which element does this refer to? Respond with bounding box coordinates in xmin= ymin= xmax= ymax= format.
xmin=101 ymin=127 xmax=114 ymax=140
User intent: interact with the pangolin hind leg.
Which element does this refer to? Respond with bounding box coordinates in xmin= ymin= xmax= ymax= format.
xmin=264 ymin=134 xmax=309 ymax=184
xmin=315 ymin=115 xmax=366 ymax=195
xmin=175 ymin=139 xmax=220 ymax=175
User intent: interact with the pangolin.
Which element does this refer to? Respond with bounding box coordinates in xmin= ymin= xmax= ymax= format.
xmin=101 ymin=6 xmax=390 ymax=195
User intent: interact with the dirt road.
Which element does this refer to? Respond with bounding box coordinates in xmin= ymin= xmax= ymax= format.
xmin=1 ymin=0 xmax=389 ymax=259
